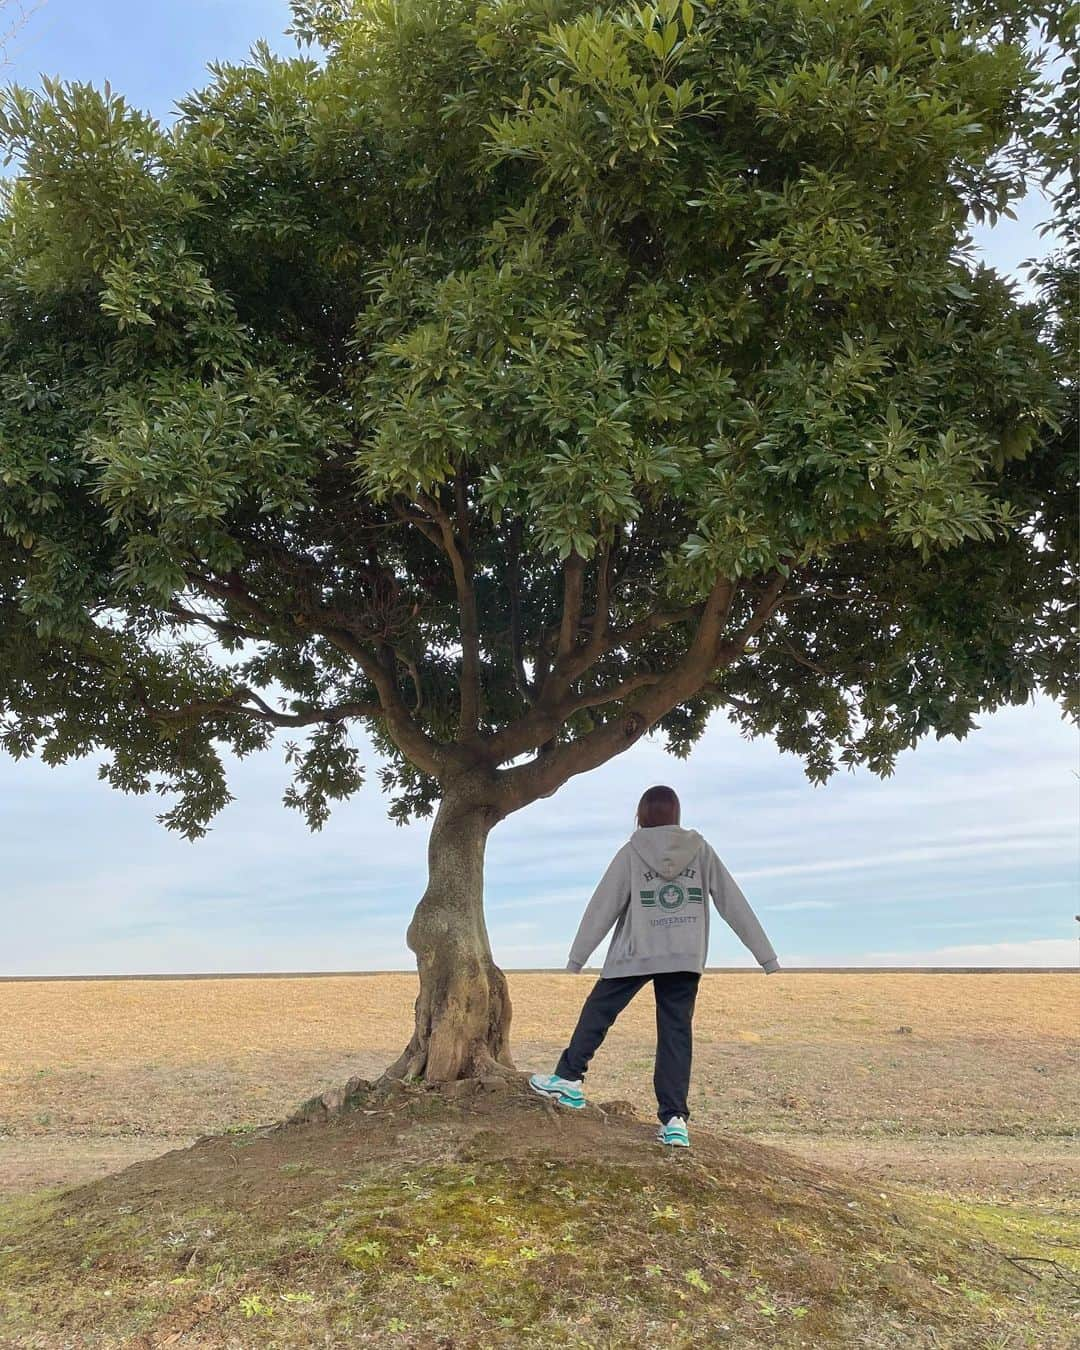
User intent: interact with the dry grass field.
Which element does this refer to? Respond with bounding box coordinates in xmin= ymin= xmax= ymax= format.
xmin=1 ymin=972 xmax=1077 ymax=1348
xmin=1 ymin=971 xmax=1076 ymax=1203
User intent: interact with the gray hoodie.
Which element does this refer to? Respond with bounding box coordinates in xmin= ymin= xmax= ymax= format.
xmin=566 ymin=825 xmax=780 ymax=978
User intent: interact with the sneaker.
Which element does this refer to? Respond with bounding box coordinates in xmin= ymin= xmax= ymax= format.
xmin=528 ymin=1072 xmax=587 ymax=1110
xmin=656 ymin=1116 xmax=690 ymax=1147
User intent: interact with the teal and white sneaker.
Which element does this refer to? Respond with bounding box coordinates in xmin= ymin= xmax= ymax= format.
xmin=656 ymin=1116 xmax=690 ymax=1147
xmin=528 ymin=1072 xmax=586 ymax=1110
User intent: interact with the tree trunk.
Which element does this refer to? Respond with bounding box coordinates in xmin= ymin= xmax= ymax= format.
xmin=384 ymin=782 xmax=515 ymax=1083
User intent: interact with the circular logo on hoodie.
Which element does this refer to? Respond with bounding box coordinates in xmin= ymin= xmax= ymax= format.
xmin=657 ymin=883 xmax=685 ymax=911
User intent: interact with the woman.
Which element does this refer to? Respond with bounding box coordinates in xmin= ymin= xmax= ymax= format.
xmin=529 ymin=785 xmax=781 ymax=1147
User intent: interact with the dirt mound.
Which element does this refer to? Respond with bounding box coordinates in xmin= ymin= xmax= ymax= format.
xmin=1 ymin=1074 xmax=1075 ymax=1348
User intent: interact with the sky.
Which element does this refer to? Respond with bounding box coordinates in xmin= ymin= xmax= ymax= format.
xmin=1 ymin=2 xmax=1077 ymax=975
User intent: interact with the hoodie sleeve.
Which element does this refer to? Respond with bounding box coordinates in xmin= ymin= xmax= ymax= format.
xmin=707 ymin=845 xmax=779 ymax=971
xmin=566 ymin=844 xmax=632 ymax=972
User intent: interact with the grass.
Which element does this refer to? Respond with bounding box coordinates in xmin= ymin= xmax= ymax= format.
xmin=1 ymin=973 xmax=1076 ymax=1203
xmin=0 ymin=973 xmax=1076 ymax=1345
xmin=1 ymin=1078 xmax=1076 ymax=1348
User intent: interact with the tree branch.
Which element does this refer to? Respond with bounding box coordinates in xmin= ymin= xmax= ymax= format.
xmin=578 ymin=537 xmax=614 ymax=672
xmin=711 ymin=692 xmax=759 ymax=717
xmin=154 ymin=689 xmax=380 ymax=729
xmin=557 ymin=600 xmax=705 ymax=685
xmin=186 ymin=570 xmax=446 ymax=777
xmin=720 ymin=573 xmax=787 ymax=654
xmin=308 ymin=620 xmax=445 ymax=776
xmin=496 ymin=572 xmax=742 ymax=807
xmin=494 ymin=571 xmax=791 ymax=809
xmin=166 ymin=601 xmax=264 ymax=646
xmin=562 ymin=668 xmax=663 ymax=713
xmin=507 ymin=516 xmax=536 ymax=706
xmin=415 ymin=485 xmax=482 ymax=741
xmin=556 ymin=548 xmax=586 ymax=665
xmin=453 ymin=461 xmax=471 ymax=552
xmin=483 ymin=594 xmax=709 ymax=766
xmin=773 ymin=636 xmax=832 ymax=677
xmin=399 ymin=651 xmax=424 ymax=715
xmin=391 ymin=493 xmax=443 ymax=550
xmin=534 ymin=547 xmax=587 ymax=705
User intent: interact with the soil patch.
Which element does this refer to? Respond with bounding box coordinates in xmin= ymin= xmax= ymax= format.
xmin=1 ymin=1075 xmax=1077 ymax=1349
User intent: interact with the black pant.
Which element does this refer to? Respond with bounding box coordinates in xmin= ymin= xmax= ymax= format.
xmin=555 ymin=971 xmax=701 ymax=1125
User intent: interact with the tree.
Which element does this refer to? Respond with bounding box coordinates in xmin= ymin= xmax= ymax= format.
xmin=0 ymin=0 xmax=1073 ymax=1082
xmin=1 ymin=3 xmax=39 ymax=66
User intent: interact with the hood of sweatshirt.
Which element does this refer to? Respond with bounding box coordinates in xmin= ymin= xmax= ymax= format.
xmin=628 ymin=824 xmax=705 ymax=880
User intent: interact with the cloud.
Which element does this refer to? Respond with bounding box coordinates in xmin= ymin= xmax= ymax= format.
xmin=762 ymin=901 xmax=838 ymax=912
xmin=2 ymin=659 xmax=1076 ymax=975
xmin=488 ymin=891 xmax=591 ymax=913
xmin=739 ymin=827 xmax=1076 ymax=882
xmin=788 ymin=938 xmax=1077 ymax=968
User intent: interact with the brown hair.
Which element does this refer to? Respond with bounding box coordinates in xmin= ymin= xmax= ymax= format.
xmin=636 ymin=785 xmax=681 ymax=829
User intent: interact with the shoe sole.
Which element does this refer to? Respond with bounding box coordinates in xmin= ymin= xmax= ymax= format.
xmin=656 ymin=1135 xmax=690 ymax=1147
xmin=528 ymin=1080 xmax=586 ymax=1110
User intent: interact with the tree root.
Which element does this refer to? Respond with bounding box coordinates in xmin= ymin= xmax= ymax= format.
xmin=279 ymin=1063 xmax=646 ymax=1131
xmin=282 ymin=1064 xmax=533 ymax=1127
xmin=278 ymin=1063 xmax=650 ymax=1128
xmin=285 ymin=1074 xmax=377 ymax=1126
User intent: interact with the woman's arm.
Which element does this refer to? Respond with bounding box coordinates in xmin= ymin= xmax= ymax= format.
xmin=707 ymin=845 xmax=780 ymax=972
xmin=566 ymin=845 xmax=632 ymax=972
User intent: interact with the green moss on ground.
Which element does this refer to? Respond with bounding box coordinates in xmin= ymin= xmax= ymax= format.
xmin=1 ymin=1080 xmax=1076 ymax=1348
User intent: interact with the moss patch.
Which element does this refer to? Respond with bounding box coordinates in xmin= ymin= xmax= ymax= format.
xmin=911 ymin=1192 xmax=1080 ymax=1272
xmin=1 ymin=1080 xmax=1076 ymax=1348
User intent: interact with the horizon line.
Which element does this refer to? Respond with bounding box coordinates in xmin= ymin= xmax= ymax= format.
xmin=1 ymin=966 xmax=1075 ymax=982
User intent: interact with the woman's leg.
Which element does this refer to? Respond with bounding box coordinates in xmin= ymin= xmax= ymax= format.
xmin=652 ymin=971 xmax=701 ymax=1124
xmin=554 ymin=974 xmax=650 ymax=1082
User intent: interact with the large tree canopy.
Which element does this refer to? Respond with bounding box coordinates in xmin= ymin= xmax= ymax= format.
xmin=0 ymin=0 xmax=1074 ymax=1075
